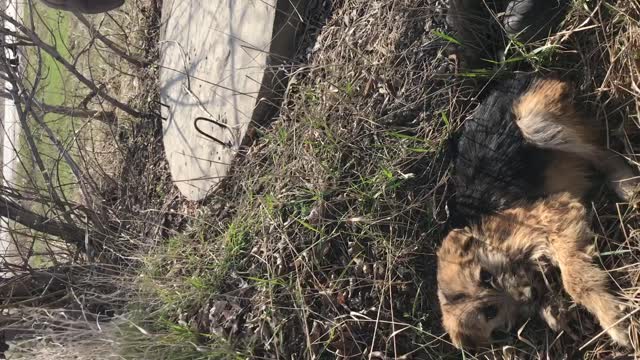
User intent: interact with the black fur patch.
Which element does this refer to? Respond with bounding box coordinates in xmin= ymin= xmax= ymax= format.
xmin=449 ymin=77 xmax=551 ymax=227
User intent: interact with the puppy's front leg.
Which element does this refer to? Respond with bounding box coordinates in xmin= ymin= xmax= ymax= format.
xmin=531 ymin=195 xmax=630 ymax=347
xmin=546 ymin=216 xmax=630 ymax=347
xmin=554 ymin=249 xmax=630 ymax=347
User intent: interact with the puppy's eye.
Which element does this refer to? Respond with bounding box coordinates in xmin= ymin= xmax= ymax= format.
xmin=450 ymin=293 xmax=467 ymax=303
xmin=479 ymin=268 xmax=494 ymax=288
xmin=481 ymin=305 xmax=499 ymax=321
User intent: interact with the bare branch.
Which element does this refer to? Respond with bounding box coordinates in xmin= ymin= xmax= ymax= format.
xmin=0 ymin=12 xmax=146 ymax=118
xmin=0 ymin=90 xmax=115 ymax=124
xmin=72 ymin=11 xmax=150 ymax=68
xmin=0 ymin=196 xmax=86 ymax=249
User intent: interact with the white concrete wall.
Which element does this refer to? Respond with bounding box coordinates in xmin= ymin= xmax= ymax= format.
xmin=0 ymin=0 xmax=25 ymax=266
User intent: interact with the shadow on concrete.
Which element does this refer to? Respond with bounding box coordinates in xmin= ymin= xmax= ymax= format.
xmin=250 ymin=0 xmax=334 ymax=133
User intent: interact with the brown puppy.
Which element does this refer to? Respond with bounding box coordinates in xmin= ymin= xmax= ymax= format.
xmin=438 ymin=78 xmax=637 ymax=350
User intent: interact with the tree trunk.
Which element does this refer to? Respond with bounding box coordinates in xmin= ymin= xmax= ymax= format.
xmin=39 ymin=103 xmax=116 ymax=124
xmin=0 ymin=91 xmax=116 ymax=124
xmin=0 ymin=268 xmax=68 ymax=300
xmin=0 ymin=197 xmax=86 ymax=250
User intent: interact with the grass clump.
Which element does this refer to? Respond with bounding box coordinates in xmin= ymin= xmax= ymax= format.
xmin=122 ymin=1 xmax=463 ymax=358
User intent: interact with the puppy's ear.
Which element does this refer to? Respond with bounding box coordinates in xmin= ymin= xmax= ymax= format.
xmin=438 ymin=228 xmax=477 ymax=257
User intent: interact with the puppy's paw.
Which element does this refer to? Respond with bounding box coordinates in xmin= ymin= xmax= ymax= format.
xmin=606 ymin=323 xmax=631 ymax=349
xmin=539 ymin=298 xmax=579 ymax=340
xmin=612 ymin=177 xmax=640 ymax=205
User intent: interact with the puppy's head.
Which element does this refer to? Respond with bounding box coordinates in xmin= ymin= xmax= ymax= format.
xmin=437 ymin=228 xmax=543 ymax=349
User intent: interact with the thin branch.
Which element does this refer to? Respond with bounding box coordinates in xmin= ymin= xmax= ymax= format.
xmin=72 ymin=11 xmax=150 ymax=68
xmin=0 ymin=91 xmax=115 ymax=124
xmin=0 ymin=12 xmax=146 ymax=118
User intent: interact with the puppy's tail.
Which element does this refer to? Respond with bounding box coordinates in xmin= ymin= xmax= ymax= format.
xmin=514 ymin=79 xmax=638 ymax=201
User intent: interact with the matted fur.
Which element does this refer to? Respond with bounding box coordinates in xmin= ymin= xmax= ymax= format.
xmin=438 ymin=77 xmax=637 ymax=350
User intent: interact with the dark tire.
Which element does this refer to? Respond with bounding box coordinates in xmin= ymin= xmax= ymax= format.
xmin=503 ymin=0 xmax=569 ymax=42
xmin=40 ymin=0 xmax=125 ymax=14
